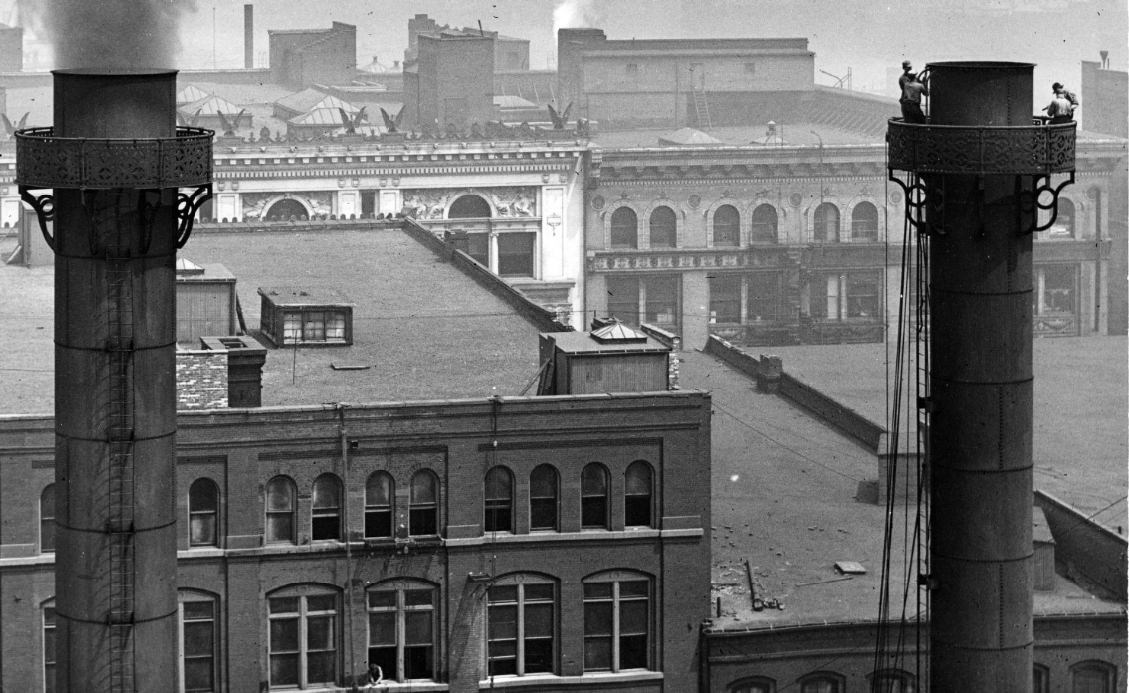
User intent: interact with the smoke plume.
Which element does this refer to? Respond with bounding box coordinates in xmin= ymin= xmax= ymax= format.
xmin=553 ymin=0 xmax=602 ymax=37
xmin=28 ymin=0 xmax=196 ymax=69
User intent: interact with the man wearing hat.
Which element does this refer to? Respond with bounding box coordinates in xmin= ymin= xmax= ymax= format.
xmin=1043 ymin=82 xmax=1078 ymax=124
xmin=898 ymin=60 xmax=914 ymax=93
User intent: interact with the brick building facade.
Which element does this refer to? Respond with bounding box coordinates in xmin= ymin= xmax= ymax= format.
xmin=0 ymin=391 xmax=711 ymax=692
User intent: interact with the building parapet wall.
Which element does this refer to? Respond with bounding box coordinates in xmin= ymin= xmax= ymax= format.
xmin=1035 ymin=489 xmax=1128 ymax=600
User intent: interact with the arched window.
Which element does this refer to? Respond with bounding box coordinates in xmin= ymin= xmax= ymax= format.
xmin=713 ymin=204 xmax=740 ymax=246
xmin=179 ymin=589 xmax=219 ymax=693
xmin=624 ymin=461 xmax=653 ymax=527
xmin=267 ymin=584 xmax=340 ymax=689
xmin=751 ymin=204 xmax=778 ymax=243
xmin=583 ymin=571 xmax=651 ymax=672
xmin=311 ymin=474 xmax=343 ymax=541
xmin=649 ymin=206 xmax=677 ymax=248
xmin=367 ymin=579 xmax=437 ymax=682
xmin=409 ymin=471 xmax=438 ymax=536
xmin=800 ymin=672 xmax=845 ymax=693
xmin=813 ymin=203 xmax=840 ymax=243
xmin=365 ymin=472 xmax=394 ymax=539
xmin=869 ymin=668 xmax=916 ymax=692
xmin=610 ymin=207 xmax=638 ymax=249
xmin=1051 ymin=197 xmax=1076 ymax=238
xmin=264 ymin=198 xmax=308 ymax=221
xmin=485 ymin=466 xmax=514 ymax=533
xmin=731 ymin=677 xmax=776 ymax=693
xmin=1070 ymin=660 xmax=1116 ymax=693
xmin=448 ymin=194 xmax=491 ymax=218
xmin=581 ymin=463 xmax=609 ymax=529
xmin=529 ymin=465 xmax=559 ymax=531
xmin=265 ymin=476 xmax=296 ymax=544
xmin=488 ymin=573 xmax=558 ymax=677
xmin=40 ymin=484 xmax=55 ymax=554
xmin=43 ymin=598 xmax=56 ymax=693
xmin=189 ymin=478 xmax=219 ymax=547
xmin=851 ymin=201 xmax=879 ymax=241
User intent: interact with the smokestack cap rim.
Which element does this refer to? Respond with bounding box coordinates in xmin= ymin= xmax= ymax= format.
xmin=53 ymin=67 xmax=179 ymax=78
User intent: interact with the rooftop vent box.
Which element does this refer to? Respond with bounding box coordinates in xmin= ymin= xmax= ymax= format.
xmin=537 ymin=321 xmax=670 ymax=395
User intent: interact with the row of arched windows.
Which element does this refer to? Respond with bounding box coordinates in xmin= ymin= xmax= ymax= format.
xmin=36 ymin=460 xmax=657 ymax=554
xmin=608 ymin=201 xmax=882 ymax=249
xmin=484 ymin=460 xmax=654 ymax=533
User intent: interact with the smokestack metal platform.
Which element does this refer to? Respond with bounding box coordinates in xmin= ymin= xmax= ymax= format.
xmin=16 ymin=68 xmax=212 ymax=693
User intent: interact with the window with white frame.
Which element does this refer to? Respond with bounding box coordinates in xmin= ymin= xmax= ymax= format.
xmin=488 ymin=574 xmax=557 ymax=677
xmin=529 ymin=464 xmax=559 ymax=531
xmin=179 ymin=590 xmax=219 ymax=693
xmin=188 ymin=478 xmax=219 ymax=547
xmin=280 ymin=310 xmax=348 ymax=345
xmin=1035 ymin=264 xmax=1077 ymax=316
xmin=43 ymin=599 xmax=56 ymax=693
xmin=365 ymin=472 xmax=394 ymax=539
xmin=40 ymin=484 xmax=55 ymax=554
xmin=311 ymin=474 xmax=342 ymax=541
xmin=367 ymin=580 xmax=437 ymax=682
xmin=265 ymin=476 xmax=296 ymax=544
xmin=581 ymin=463 xmax=610 ymax=529
xmin=268 ymin=586 xmax=339 ymax=689
xmin=582 ymin=572 xmax=651 ymax=672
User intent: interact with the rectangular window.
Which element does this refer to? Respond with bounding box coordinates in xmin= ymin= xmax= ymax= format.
xmin=180 ymin=597 xmax=217 ymax=693
xmin=282 ymin=313 xmax=301 ymax=345
xmin=466 ymin=233 xmax=489 ymax=267
xmin=368 ymin=585 xmax=435 ymax=682
xmin=303 ymin=312 xmax=326 ymax=342
xmin=606 ymin=277 xmax=640 ymax=326
xmin=709 ymin=275 xmax=741 ymax=324
xmin=747 ymin=272 xmax=782 ymax=322
xmin=498 ymin=233 xmax=536 ymax=277
xmin=488 ymin=581 xmax=556 ymax=677
xmin=644 ymin=276 xmax=679 ymax=327
xmin=846 ymin=273 xmax=880 ymax=318
xmin=583 ymin=579 xmax=650 ymax=672
xmin=325 ymin=312 xmax=346 ymax=341
xmin=44 ymin=605 xmax=55 ymax=693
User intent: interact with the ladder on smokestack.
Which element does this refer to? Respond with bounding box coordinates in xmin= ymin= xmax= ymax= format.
xmin=692 ymin=87 xmax=712 ymax=130
xmin=105 ymin=240 xmax=137 ymax=691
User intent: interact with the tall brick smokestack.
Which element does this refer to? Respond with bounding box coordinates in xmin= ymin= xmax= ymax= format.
xmin=16 ymin=68 xmax=213 ymax=692
xmin=244 ymin=4 xmax=254 ymax=69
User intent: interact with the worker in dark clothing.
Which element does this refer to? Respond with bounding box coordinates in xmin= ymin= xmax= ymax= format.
xmin=900 ymin=71 xmax=929 ymax=124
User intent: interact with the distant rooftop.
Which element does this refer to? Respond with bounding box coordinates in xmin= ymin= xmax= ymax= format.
xmin=0 ymin=223 xmax=549 ymax=413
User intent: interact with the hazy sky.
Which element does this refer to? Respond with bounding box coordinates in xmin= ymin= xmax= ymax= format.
xmin=16 ymin=0 xmax=1129 ymax=95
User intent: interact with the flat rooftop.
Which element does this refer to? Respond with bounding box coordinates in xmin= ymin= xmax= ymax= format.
xmin=0 ymin=225 xmax=545 ymax=413
xmin=679 ymin=348 xmax=1127 ymax=628
xmin=765 ymin=338 xmax=1128 ymax=524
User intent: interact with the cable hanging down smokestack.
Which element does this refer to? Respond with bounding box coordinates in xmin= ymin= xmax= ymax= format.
xmin=16 ymin=68 xmax=212 ymax=693
xmin=887 ymin=62 xmax=1076 ymax=689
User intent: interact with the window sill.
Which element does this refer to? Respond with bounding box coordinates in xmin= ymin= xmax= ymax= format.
xmin=479 ymin=671 xmax=663 ymax=689
xmin=360 ymin=682 xmax=448 ymax=692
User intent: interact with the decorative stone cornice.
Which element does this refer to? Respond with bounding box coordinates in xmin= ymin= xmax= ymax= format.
xmin=586 ymin=242 xmax=895 ymax=272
